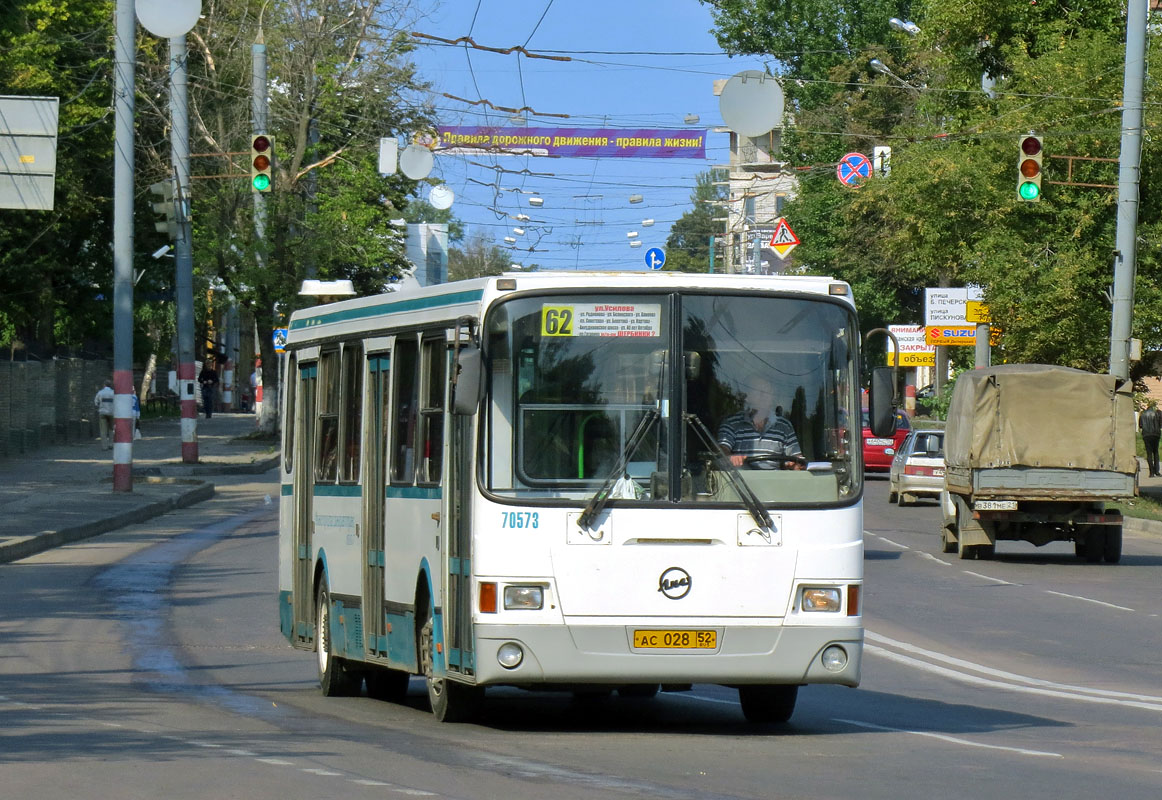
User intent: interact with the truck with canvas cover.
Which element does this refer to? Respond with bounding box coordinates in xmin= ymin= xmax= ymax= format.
xmin=939 ymin=364 xmax=1136 ymax=562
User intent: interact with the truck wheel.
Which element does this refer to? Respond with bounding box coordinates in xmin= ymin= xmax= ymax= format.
xmin=1084 ymin=532 xmax=1104 ymax=563
xmin=738 ymin=684 xmax=798 ymax=723
xmin=1103 ymin=527 xmax=1123 ymax=563
xmin=941 ymin=527 xmax=957 ymax=554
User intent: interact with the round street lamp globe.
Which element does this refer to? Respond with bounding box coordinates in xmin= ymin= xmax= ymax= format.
xmin=136 ymin=0 xmax=202 ymax=38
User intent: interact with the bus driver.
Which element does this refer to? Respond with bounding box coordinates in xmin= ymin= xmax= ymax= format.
xmin=717 ymin=374 xmax=804 ymax=470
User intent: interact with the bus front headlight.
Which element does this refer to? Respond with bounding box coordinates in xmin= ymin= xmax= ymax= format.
xmin=504 ymin=585 xmax=544 ymax=610
xmin=801 ymin=587 xmax=841 ymax=612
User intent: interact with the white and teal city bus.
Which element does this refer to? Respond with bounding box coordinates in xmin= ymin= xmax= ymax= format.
xmin=278 ymin=271 xmax=892 ymax=723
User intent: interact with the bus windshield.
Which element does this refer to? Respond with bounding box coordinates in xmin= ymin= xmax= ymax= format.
xmin=483 ymin=292 xmax=860 ymax=506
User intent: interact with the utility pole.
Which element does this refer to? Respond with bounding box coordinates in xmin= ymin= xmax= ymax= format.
xmin=1109 ymin=0 xmax=1147 ymax=380
xmin=172 ymin=35 xmax=198 ymax=462
xmin=112 ymin=0 xmax=135 ymax=492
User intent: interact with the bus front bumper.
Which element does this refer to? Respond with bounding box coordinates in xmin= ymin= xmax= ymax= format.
xmin=471 ymin=622 xmax=862 ymax=688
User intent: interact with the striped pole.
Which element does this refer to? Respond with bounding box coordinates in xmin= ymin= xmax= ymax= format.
xmin=111 ymin=0 xmax=135 ymax=492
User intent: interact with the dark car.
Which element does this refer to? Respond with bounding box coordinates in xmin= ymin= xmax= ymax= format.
xmin=862 ymin=410 xmax=911 ymax=472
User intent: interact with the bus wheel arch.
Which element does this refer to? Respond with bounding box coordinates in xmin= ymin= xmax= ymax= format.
xmin=415 ymin=576 xmax=480 ymax=722
xmin=315 ymin=578 xmax=362 ymax=697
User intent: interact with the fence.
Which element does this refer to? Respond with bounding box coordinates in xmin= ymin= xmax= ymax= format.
xmin=0 ymin=359 xmax=112 ymax=458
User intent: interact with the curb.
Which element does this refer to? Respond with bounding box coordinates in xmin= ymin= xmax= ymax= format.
xmin=0 ymin=481 xmax=214 ymax=565
xmin=1123 ymin=515 xmax=1162 ymax=538
xmin=134 ymin=454 xmax=281 ymax=478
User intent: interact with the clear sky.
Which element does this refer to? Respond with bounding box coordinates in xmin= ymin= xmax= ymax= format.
xmin=408 ymin=0 xmax=767 ymax=271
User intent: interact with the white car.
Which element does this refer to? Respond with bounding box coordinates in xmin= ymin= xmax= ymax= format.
xmin=887 ymin=430 xmax=946 ymax=506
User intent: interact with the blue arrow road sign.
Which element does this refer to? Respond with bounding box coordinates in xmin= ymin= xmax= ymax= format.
xmin=645 ymin=247 xmax=666 ymax=270
xmin=837 ymin=152 xmax=872 ymax=187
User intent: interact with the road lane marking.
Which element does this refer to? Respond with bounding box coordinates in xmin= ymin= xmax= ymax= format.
xmin=833 ymin=718 xmax=1063 ymax=758
xmin=962 ymin=571 xmax=1014 ymax=585
xmin=867 ymin=631 xmax=1162 ymax=711
xmin=302 ymin=768 xmax=343 ymax=777
xmin=875 ymin=536 xmax=909 ymax=550
xmin=256 ymin=757 xmax=293 ymax=766
xmin=1044 ymin=589 xmax=1134 ymax=612
xmin=916 ymin=552 xmax=951 ymax=565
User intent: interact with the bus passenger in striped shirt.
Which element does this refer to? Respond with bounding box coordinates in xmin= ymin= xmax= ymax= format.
xmin=717 ymin=374 xmax=804 ymax=470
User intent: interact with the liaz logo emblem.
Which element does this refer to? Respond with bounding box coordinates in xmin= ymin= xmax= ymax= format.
xmin=657 ymin=567 xmax=692 ymax=600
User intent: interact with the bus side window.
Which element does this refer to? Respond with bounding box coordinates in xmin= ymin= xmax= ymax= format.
xmin=418 ymin=336 xmax=446 ymax=485
xmin=341 ymin=343 xmax=363 ymax=483
xmin=390 ymin=337 xmax=419 ymax=483
xmin=315 ymin=349 xmax=340 ymax=482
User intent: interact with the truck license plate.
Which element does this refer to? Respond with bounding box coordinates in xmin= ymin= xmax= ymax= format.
xmin=632 ymin=630 xmax=717 ymax=649
xmin=975 ymin=500 xmax=1017 ymax=511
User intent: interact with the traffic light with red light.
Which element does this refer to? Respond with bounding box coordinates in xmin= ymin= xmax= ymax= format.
xmin=1018 ymin=134 xmax=1042 ymax=202
xmin=250 ymin=134 xmax=273 ymax=192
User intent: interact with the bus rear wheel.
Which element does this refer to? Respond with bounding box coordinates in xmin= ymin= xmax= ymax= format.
xmin=738 ymin=684 xmax=798 ymax=723
xmin=316 ymin=582 xmax=361 ymax=697
xmin=418 ymin=614 xmax=481 ymax=722
xmin=365 ymin=665 xmax=410 ymax=702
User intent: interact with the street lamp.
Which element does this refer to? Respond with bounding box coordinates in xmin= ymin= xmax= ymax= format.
xmin=888 ymin=17 xmax=921 ymax=36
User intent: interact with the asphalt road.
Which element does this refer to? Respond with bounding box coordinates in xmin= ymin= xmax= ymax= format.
xmin=3 ymin=473 xmax=1161 ymax=800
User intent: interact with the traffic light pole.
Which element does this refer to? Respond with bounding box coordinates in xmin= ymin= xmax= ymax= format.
xmin=111 ymin=0 xmax=135 ymax=492
xmin=1109 ymin=0 xmax=1147 ymax=380
xmin=171 ymin=34 xmax=198 ymax=462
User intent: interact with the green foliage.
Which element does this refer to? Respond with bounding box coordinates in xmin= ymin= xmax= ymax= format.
xmin=702 ymin=0 xmax=1162 ymax=375
xmin=664 ymin=171 xmax=726 ymax=273
xmin=447 ymin=232 xmax=511 ymax=281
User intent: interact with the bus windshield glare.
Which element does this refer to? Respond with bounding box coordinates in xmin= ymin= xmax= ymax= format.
xmin=483 ymin=292 xmax=860 ymax=505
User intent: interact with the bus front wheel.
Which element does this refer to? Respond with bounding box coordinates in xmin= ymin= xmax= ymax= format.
xmin=418 ymin=613 xmax=481 ymax=722
xmin=316 ymin=582 xmax=362 ymax=697
xmin=738 ymin=684 xmax=798 ymax=723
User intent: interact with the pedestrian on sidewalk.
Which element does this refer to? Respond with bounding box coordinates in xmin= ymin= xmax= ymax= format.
xmin=199 ymin=360 xmax=220 ymax=419
xmin=1140 ymin=399 xmax=1162 ymax=477
xmin=132 ymin=392 xmax=142 ymax=439
xmin=94 ymin=380 xmax=114 ymax=449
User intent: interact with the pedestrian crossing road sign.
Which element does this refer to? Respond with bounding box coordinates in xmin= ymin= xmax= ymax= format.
xmin=768 ymin=217 xmax=800 ymax=259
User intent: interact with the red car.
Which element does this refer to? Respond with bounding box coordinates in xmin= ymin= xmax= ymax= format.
xmin=862 ymin=410 xmax=911 ymax=472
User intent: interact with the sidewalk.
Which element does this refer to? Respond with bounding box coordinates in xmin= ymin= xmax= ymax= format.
xmin=0 ymin=412 xmax=279 ymax=564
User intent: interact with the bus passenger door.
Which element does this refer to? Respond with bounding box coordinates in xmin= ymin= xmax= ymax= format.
xmin=445 ymin=410 xmax=474 ymax=677
xmin=292 ymin=363 xmax=318 ymax=646
xmin=362 ymin=354 xmax=389 ymax=658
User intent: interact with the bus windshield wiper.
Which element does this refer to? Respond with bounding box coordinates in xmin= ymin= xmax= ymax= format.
xmin=577 ymin=407 xmax=659 ymax=530
xmin=684 ymin=413 xmax=774 ymax=531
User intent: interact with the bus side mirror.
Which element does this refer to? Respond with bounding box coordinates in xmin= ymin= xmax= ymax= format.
xmin=452 ymin=343 xmax=485 ymax=416
xmin=868 ymin=366 xmax=896 ymax=437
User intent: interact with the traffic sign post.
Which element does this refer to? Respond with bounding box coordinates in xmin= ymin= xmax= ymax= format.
xmin=837 ymin=152 xmax=872 ymax=187
xmin=645 ymin=247 xmax=666 ymax=270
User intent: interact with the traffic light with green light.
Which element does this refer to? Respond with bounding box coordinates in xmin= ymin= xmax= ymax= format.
xmin=1018 ymin=135 xmax=1043 ymax=202
xmin=251 ymin=134 xmax=273 ymax=192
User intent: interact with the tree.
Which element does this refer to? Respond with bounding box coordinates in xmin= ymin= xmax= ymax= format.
xmin=665 ymin=171 xmax=727 ymax=273
xmin=447 ymin=232 xmax=511 ymax=281
xmin=0 ymin=0 xmax=162 ymax=360
xmin=133 ymin=0 xmax=433 ymax=429
xmin=705 ymin=0 xmax=1162 ymax=377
